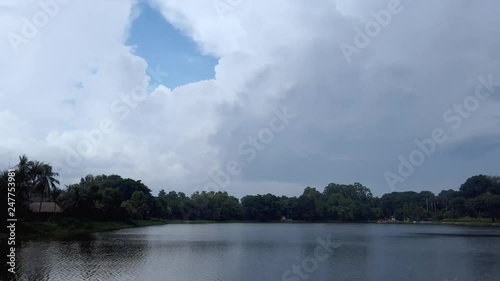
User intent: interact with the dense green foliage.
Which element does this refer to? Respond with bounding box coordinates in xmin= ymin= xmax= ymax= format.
xmin=1 ymin=155 xmax=500 ymax=224
xmin=17 ymin=219 xmax=166 ymax=240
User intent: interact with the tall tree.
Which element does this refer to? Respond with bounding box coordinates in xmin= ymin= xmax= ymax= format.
xmin=29 ymin=161 xmax=60 ymax=214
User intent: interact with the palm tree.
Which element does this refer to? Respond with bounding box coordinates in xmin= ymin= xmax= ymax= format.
xmin=15 ymin=155 xmax=31 ymax=199
xmin=16 ymin=155 xmax=29 ymax=177
xmin=37 ymin=163 xmax=60 ymax=214
xmin=28 ymin=160 xmax=44 ymax=200
xmin=16 ymin=155 xmax=34 ymax=215
xmin=28 ymin=161 xmax=60 ymax=215
xmin=50 ymin=186 xmax=63 ymax=218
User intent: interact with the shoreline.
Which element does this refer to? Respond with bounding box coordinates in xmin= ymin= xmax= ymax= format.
xmin=437 ymin=221 xmax=500 ymax=227
xmin=157 ymin=219 xmax=500 ymax=227
xmin=19 ymin=218 xmax=500 ymax=240
xmin=18 ymin=219 xmax=167 ymax=241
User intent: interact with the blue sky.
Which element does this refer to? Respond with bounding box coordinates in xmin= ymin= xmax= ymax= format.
xmin=1 ymin=0 xmax=499 ymax=197
xmin=126 ymin=2 xmax=218 ymax=89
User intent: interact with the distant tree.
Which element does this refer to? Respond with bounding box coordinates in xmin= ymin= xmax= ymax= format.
xmin=5 ymin=154 xmax=500 ymax=225
xmin=477 ymin=193 xmax=500 ymax=222
xmin=459 ymin=175 xmax=492 ymax=199
xmin=121 ymin=200 xmax=139 ymax=219
xmin=131 ymin=191 xmax=150 ymax=219
xmin=101 ymin=188 xmax=124 ymax=219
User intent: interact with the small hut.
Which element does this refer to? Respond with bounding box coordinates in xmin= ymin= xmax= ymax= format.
xmin=29 ymin=202 xmax=62 ymax=214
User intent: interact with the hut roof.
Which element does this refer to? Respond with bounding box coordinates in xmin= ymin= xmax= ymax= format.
xmin=29 ymin=202 xmax=62 ymax=213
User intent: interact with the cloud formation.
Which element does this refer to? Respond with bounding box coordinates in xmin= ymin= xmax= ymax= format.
xmin=1 ymin=0 xmax=499 ymax=197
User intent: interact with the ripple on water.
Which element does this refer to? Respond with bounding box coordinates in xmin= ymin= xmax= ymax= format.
xmin=17 ymin=224 xmax=500 ymax=281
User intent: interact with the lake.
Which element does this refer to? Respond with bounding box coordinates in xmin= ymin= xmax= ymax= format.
xmin=17 ymin=223 xmax=500 ymax=281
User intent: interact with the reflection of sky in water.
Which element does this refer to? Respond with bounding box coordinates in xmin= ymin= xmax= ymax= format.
xmin=18 ymin=224 xmax=500 ymax=281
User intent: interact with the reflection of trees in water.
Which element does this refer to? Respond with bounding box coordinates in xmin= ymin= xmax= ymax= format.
xmin=319 ymin=228 xmax=371 ymax=281
xmin=17 ymin=241 xmax=55 ymax=281
xmin=141 ymin=239 xmax=234 ymax=279
xmin=16 ymin=225 xmax=500 ymax=281
xmin=18 ymin=234 xmax=149 ymax=280
xmin=465 ymin=233 xmax=500 ymax=280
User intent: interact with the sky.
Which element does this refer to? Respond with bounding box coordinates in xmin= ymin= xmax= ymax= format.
xmin=0 ymin=0 xmax=499 ymax=198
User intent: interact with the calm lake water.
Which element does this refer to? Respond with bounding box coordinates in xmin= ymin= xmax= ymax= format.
xmin=18 ymin=223 xmax=500 ymax=281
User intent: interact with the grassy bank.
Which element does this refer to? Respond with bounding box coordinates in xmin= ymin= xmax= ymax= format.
xmin=369 ymin=218 xmax=499 ymax=227
xmin=19 ymin=218 xmax=167 ymax=240
xmin=19 ymin=219 xmax=264 ymax=240
xmin=19 ymin=217 xmax=500 ymax=240
xmin=163 ymin=220 xmax=278 ymax=224
xmin=164 ymin=220 xmax=219 ymax=224
xmin=438 ymin=218 xmax=499 ymax=227
xmin=165 ymin=219 xmax=500 ymax=226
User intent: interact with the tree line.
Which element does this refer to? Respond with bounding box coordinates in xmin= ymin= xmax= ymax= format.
xmin=1 ymin=155 xmax=500 ymax=223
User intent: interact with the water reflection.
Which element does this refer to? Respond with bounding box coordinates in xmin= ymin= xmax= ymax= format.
xmin=19 ymin=233 xmax=149 ymax=280
xmin=17 ymin=224 xmax=500 ymax=281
